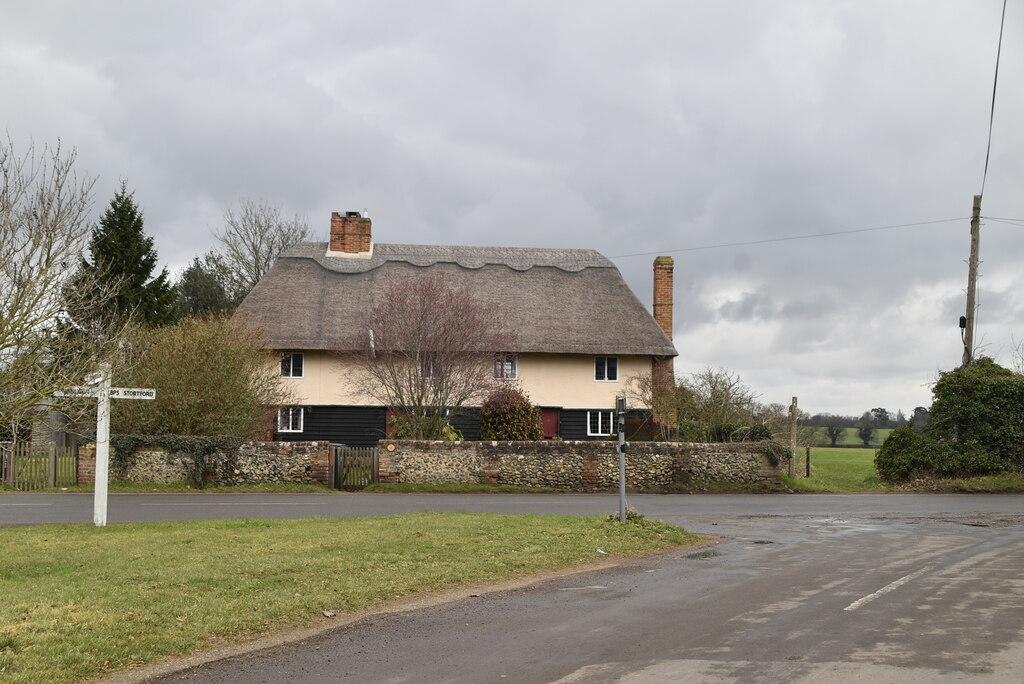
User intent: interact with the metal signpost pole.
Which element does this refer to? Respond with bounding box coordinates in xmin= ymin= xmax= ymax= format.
xmin=617 ymin=396 xmax=627 ymax=523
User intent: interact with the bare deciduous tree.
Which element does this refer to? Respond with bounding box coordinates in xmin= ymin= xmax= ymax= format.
xmin=346 ymin=276 xmax=514 ymax=440
xmin=0 ymin=138 xmax=124 ymax=437
xmin=209 ymin=199 xmax=310 ymax=305
xmin=677 ymin=367 xmax=760 ymax=442
xmin=625 ymin=371 xmax=678 ymax=441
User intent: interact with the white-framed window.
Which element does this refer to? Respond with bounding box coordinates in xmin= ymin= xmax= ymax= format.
xmin=280 ymin=352 xmax=303 ymax=378
xmin=595 ymin=356 xmax=618 ymax=382
xmin=587 ymin=410 xmax=614 ymax=436
xmin=419 ymin=355 xmax=441 ymax=380
xmin=494 ymin=354 xmax=518 ymax=380
xmin=277 ymin=407 xmax=304 ymax=432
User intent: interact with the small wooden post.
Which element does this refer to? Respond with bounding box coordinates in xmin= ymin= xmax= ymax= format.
xmin=805 ymin=446 xmax=811 ymax=477
xmin=788 ymin=397 xmax=798 ymax=477
xmin=48 ymin=443 xmax=57 ymax=488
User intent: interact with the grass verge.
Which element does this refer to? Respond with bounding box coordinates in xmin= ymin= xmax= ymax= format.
xmin=892 ymin=473 xmax=1024 ymax=493
xmin=678 ymin=480 xmax=794 ymax=494
xmin=0 ymin=512 xmax=696 ymax=684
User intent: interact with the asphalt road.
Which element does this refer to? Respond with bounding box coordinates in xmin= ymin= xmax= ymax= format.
xmin=5 ymin=493 xmax=1024 ymax=682
xmin=2 ymin=491 xmax=1023 ymax=528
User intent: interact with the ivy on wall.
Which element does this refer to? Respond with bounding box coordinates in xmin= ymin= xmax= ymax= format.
xmin=110 ymin=435 xmax=243 ymax=488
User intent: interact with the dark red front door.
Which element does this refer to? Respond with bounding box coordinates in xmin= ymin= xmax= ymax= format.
xmin=540 ymin=408 xmax=560 ymax=440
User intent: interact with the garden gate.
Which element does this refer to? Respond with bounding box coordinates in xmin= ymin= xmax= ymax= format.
xmin=330 ymin=444 xmax=378 ymax=490
xmin=2 ymin=443 xmax=78 ymax=491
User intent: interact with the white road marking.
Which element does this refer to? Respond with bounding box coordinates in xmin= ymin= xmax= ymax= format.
xmin=138 ymin=502 xmax=329 ymax=506
xmin=844 ymin=565 xmax=932 ymax=611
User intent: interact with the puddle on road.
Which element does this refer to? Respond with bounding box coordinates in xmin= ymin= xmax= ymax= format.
xmin=686 ymin=549 xmax=721 ymax=560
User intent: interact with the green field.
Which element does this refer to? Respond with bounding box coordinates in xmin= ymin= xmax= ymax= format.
xmin=809 ymin=427 xmax=893 ymax=447
xmin=785 ymin=447 xmax=1024 ymax=493
xmin=786 ymin=447 xmax=888 ymax=492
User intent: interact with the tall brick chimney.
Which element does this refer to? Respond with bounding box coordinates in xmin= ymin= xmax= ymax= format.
xmin=328 ymin=211 xmax=372 ymax=256
xmin=652 ymin=256 xmax=675 ymax=428
xmin=653 ymin=256 xmax=674 ymax=340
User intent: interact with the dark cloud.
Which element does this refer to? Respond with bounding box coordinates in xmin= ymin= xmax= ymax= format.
xmin=1 ymin=0 xmax=1021 ymax=415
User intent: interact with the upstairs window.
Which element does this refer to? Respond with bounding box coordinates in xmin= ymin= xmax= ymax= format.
xmin=494 ymin=354 xmax=518 ymax=380
xmin=277 ymin=407 xmax=303 ymax=432
xmin=595 ymin=356 xmax=618 ymax=382
xmin=587 ymin=410 xmax=614 ymax=436
xmin=281 ymin=352 xmax=303 ymax=378
xmin=419 ymin=355 xmax=441 ymax=380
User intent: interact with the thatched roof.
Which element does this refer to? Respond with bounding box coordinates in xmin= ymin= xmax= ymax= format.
xmin=235 ymin=242 xmax=677 ymax=357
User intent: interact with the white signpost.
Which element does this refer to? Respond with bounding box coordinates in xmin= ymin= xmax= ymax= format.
xmin=54 ymin=364 xmax=155 ymax=527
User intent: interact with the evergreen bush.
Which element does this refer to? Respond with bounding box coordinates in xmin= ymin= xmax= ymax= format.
xmin=479 ymin=386 xmax=543 ymax=441
xmin=876 ymin=427 xmax=1003 ymax=483
xmin=928 ymin=357 xmax=1024 ymax=472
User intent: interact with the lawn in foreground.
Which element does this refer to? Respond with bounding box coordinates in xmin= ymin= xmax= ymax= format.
xmin=0 ymin=512 xmax=696 ymax=684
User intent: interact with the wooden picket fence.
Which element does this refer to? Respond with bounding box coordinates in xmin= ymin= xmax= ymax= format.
xmin=1 ymin=443 xmax=79 ymax=491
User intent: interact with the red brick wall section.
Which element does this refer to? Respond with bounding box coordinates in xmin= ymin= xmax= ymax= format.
xmin=78 ymin=444 xmax=96 ymax=484
xmin=329 ymin=212 xmax=372 ymax=254
xmin=310 ymin=444 xmax=330 ymax=486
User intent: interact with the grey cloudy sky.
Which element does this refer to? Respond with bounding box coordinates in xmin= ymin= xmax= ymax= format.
xmin=3 ymin=1 xmax=1022 ymax=417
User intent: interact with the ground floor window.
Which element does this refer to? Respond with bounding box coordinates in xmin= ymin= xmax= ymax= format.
xmin=277 ymin=407 xmax=304 ymax=432
xmin=587 ymin=410 xmax=613 ymax=436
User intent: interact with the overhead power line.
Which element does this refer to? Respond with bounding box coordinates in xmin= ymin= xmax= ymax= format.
xmin=980 ymin=0 xmax=1009 ymax=197
xmin=609 ymin=217 xmax=967 ymax=259
xmin=986 ymin=217 xmax=1024 ymax=227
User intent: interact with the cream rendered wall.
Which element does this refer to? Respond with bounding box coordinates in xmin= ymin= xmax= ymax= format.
xmin=515 ymin=353 xmax=652 ymax=409
xmin=276 ymin=350 xmax=370 ymax=405
xmin=275 ymin=350 xmax=653 ymax=410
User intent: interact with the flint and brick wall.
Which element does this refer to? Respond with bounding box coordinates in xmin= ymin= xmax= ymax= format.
xmin=77 ymin=441 xmax=331 ymax=486
xmin=77 ymin=439 xmax=783 ymax=490
xmin=379 ymin=440 xmax=782 ymax=492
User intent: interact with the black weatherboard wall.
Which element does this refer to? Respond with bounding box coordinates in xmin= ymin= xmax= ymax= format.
xmin=274 ymin=406 xmax=387 ymax=446
xmin=560 ymin=409 xmax=652 ymax=441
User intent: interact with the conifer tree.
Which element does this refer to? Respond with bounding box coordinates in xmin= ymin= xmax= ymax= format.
xmin=173 ymin=254 xmax=232 ymax=319
xmin=81 ymin=181 xmax=175 ymax=326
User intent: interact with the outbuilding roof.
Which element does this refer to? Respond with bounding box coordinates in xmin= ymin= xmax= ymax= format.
xmin=235 ymin=242 xmax=677 ymax=357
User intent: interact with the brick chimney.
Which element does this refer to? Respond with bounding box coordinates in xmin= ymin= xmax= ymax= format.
xmin=653 ymin=256 xmax=674 ymax=340
xmin=652 ymin=255 xmax=675 ymax=428
xmin=328 ymin=211 xmax=373 ymax=256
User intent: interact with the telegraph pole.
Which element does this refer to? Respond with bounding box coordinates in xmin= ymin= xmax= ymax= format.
xmin=962 ymin=195 xmax=982 ymax=367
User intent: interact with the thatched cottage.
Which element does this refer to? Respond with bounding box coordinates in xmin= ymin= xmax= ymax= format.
xmin=235 ymin=212 xmax=677 ymax=445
